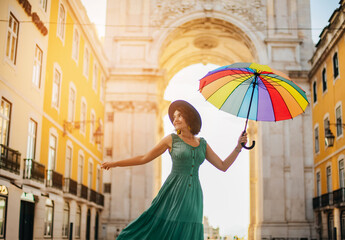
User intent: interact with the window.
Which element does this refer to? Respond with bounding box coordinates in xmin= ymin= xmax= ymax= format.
xmin=88 ymin=161 xmax=93 ymax=188
xmin=100 ymin=76 xmax=105 ymax=102
xmin=68 ymin=87 xmax=76 ymax=122
xmin=340 ymin=159 xmax=345 ymax=188
xmin=44 ymin=199 xmax=54 ymax=237
xmin=62 ymin=202 xmax=69 ymax=238
xmin=83 ymin=47 xmax=89 ymax=77
xmin=52 ymin=68 xmax=61 ymax=108
xmin=78 ymin=154 xmax=84 ymax=184
xmin=336 ymin=105 xmax=343 ymax=137
xmin=48 ymin=134 xmax=57 ymax=171
xmin=40 ymin=0 xmax=48 ymax=11
xmin=324 ymin=117 xmax=330 ymax=147
xmin=0 ymin=196 xmax=7 ymax=238
xmin=57 ymin=3 xmax=66 ymax=40
xmin=333 ymin=52 xmax=339 ymax=79
xmin=80 ymin=101 xmax=87 ymax=133
xmin=90 ymin=111 xmax=95 ymax=143
xmin=315 ymin=126 xmax=319 ymax=153
xmin=0 ymin=99 xmax=11 ymax=146
xmin=106 ymin=148 xmax=112 ymax=157
xmin=313 ymin=81 xmax=317 ymax=103
xmin=327 ymin=166 xmax=332 ymax=193
xmin=65 ymin=146 xmax=72 ymax=178
xmin=72 ymin=28 xmax=79 ymax=61
xmin=75 ymin=205 xmax=81 ymax=238
xmin=6 ymin=13 xmax=19 ymax=64
xmin=32 ymin=45 xmax=43 ymax=88
xmin=92 ymin=63 xmax=98 ymax=91
xmin=26 ymin=119 xmax=37 ymax=159
xmin=316 ymin=172 xmax=321 ymax=196
xmin=322 ymin=68 xmax=327 ymax=92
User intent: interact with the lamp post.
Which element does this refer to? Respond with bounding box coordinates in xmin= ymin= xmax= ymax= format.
xmin=325 ymin=121 xmax=345 ymax=147
xmin=63 ymin=119 xmax=103 ymax=144
xmin=93 ymin=126 xmax=103 ymax=144
xmin=325 ymin=127 xmax=335 ymax=147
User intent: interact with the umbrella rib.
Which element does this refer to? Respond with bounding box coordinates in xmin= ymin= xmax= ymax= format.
xmin=234 ymin=76 xmax=256 ymax=117
xmin=259 ymin=76 xmax=279 ymax=121
xmin=261 ymin=76 xmax=294 ymax=120
xmin=262 ymin=75 xmax=308 ymax=113
xmin=204 ymin=72 xmax=253 ymax=102
xmin=200 ymin=69 xmax=254 ymax=93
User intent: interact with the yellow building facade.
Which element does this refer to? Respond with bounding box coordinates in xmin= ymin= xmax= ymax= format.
xmin=40 ymin=0 xmax=108 ymax=239
xmin=310 ymin=1 xmax=345 ymax=239
xmin=0 ymin=0 xmax=107 ymax=239
xmin=0 ymin=0 xmax=50 ymax=239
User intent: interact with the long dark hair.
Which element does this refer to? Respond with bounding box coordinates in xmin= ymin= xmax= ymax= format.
xmin=175 ymin=105 xmax=201 ymax=135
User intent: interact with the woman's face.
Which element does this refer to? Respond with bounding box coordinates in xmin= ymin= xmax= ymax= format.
xmin=173 ymin=110 xmax=188 ymax=130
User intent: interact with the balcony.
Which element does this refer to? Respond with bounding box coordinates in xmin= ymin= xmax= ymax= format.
xmin=63 ymin=178 xmax=78 ymax=196
xmin=78 ymin=184 xmax=88 ymax=200
xmin=46 ymin=170 xmax=63 ymax=190
xmin=0 ymin=144 xmax=21 ymax=174
xmin=89 ymin=189 xmax=97 ymax=203
xmin=333 ymin=188 xmax=345 ymax=205
xmin=23 ymin=159 xmax=45 ymax=183
xmin=313 ymin=196 xmax=321 ymax=209
xmin=96 ymin=192 xmax=104 ymax=206
xmin=321 ymin=192 xmax=333 ymax=207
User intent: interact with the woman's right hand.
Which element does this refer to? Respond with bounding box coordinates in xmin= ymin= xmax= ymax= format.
xmin=101 ymin=161 xmax=115 ymax=170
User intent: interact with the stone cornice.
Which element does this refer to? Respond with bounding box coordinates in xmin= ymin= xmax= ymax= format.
xmin=111 ymin=101 xmax=157 ymax=113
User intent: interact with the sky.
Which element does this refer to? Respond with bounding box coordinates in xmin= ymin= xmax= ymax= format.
xmin=81 ymin=0 xmax=340 ymax=237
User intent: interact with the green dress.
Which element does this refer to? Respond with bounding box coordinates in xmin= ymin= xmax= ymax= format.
xmin=117 ymin=133 xmax=207 ymax=240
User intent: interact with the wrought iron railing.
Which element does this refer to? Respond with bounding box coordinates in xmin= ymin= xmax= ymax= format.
xmin=78 ymin=184 xmax=88 ymax=200
xmin=23 ymin=159 xmax=45 ymax=183
xmin=333 ymin=188 xmax=345 ymax=204
xmin=63 ymin=178 xmax=78 ymax=195
xmin=46 ymin=169 xmax=63 ymax=190
xmin=0 ymin=144 xmax=21 ymax=174
xmin=89 ymin=189 xmax=97 ymax=203
xmin=313 ymin=196 xmax=321 ymax=209
xmin=96 ymin=192 xmax=104 ymax=206
xmin=321 ymin=192 xmax=333 ymax=207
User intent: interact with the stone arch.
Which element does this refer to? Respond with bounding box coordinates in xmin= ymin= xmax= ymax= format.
xmin=103 ymin=1 xmax=314 ymax=239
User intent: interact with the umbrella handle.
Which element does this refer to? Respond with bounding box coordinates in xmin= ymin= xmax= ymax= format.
xmin=241 ymin=140 xmax=255 ymax=150
xmin=240 ymin=131 xmax=255 ymax=150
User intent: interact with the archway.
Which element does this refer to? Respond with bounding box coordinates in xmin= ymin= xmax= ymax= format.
xmin=103 ymin=1 xmax=314 ymax=239
xmin=156 ymin=16 xmax=258 ymax=238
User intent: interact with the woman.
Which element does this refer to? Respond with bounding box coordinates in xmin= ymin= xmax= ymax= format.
xmin=101 ymin=100 xmax=247 ymax=239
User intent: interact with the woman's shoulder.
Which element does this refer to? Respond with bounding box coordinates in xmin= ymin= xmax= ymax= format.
xmin=199 ymin=136 xmax=207 ymax=146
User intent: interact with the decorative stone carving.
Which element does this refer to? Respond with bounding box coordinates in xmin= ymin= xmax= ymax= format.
xmin=193 ymin=34 xmax=219 ymax=49
xmin=151 ymin=0 xmax=266 ymax=29
xmin=111 ymin=101 xmax=157 ymax=113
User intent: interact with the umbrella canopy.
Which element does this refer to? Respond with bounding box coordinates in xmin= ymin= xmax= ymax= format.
xmin=199 ymin=62 xmax=309 ymax=149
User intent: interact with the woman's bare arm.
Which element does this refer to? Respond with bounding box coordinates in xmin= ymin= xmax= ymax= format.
xmin=205 ymin=132 xmax=247 ymax=172
xmin=101 ymin=135 xmax=172 ymax=170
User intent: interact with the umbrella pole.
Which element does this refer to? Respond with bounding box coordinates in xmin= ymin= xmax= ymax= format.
xmin=242 ymin=74 xmax=258 ymax=150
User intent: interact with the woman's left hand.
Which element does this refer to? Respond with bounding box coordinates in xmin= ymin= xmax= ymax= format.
xmin=237 ymin=131 xmax=248 ymax=148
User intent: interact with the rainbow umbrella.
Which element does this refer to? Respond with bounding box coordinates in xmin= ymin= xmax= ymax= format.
xmin=199 ymin=62 xmax=309 ymax=150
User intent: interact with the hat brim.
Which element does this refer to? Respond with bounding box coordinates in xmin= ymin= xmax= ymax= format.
xmin=168 ymin=100 xmax=202 ymax=131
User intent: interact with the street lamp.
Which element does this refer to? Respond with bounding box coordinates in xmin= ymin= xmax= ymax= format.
xmin=325 ymin=127 xmax=335 ymax=147
xmin=63 ymin=119 xmax=103 ymax=144
xmin=325 ymin=120 xmax=345 ymax=147
xmin=93 ymin=126 xmax=103 ymax=144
